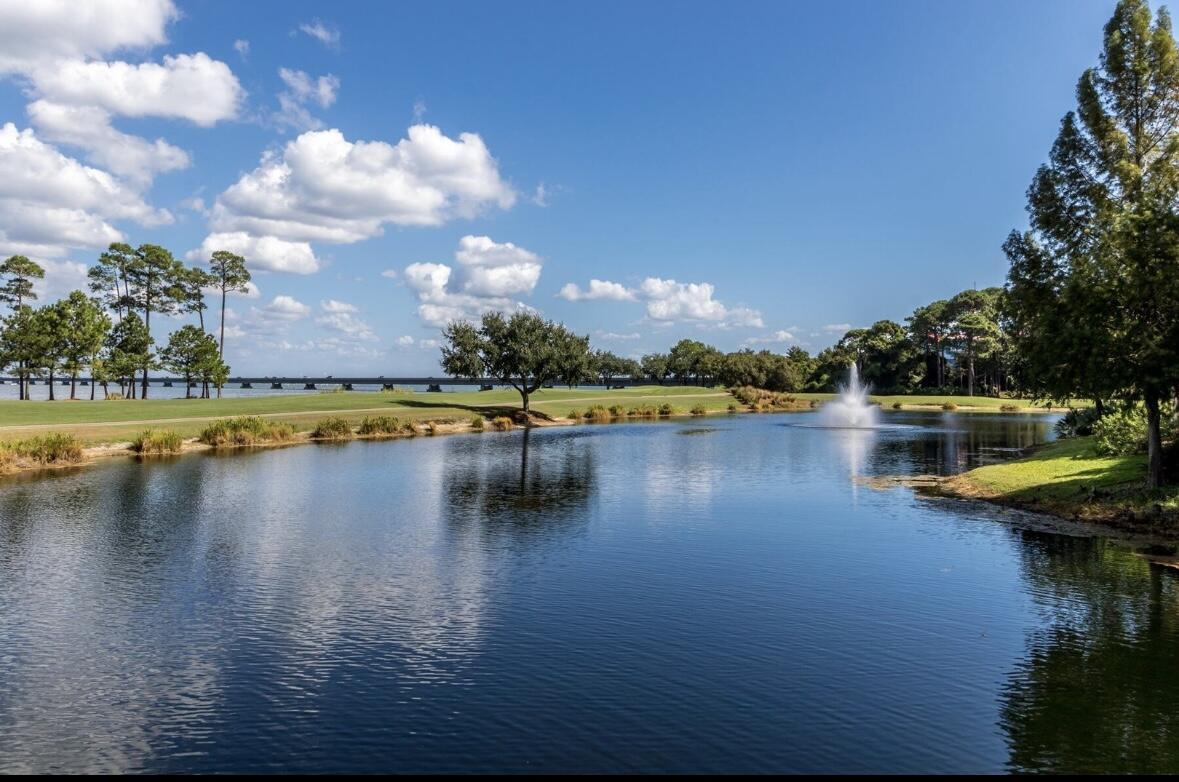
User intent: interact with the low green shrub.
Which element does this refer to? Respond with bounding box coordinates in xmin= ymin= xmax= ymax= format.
xmin=727 ymin=402 xmax=739 ymax=413
xmin=200 ymin=417 xmax=295 ymax=446
xmin=608 ymin=404 xmax=627 ymax=418
xmin=470 ymin=414 xmax=486 ymax=430
xmin=690 ymin=403 xmax=707 ymax=416
xmin=942 ymin=401 xmax=958 ymax=411
xmin=892 ymin=401 xmax=904 ymax=410
xmin=1055 ymin=407 xmax=1101 ymax=439
xmin=1093 ymin=409 xmax=1148 ymax=456
xmin=131 ymin=428 xmax=183 ymax=454
xmin=311 ymin=417 xmax=353 ymax=440
xmin=658 ymin=403 xmax=675 ymax=417
xmin=567 ymin=409 xmax=582 ymax=420
xmin=1000 ymin=403 xmax=1020 ymax=412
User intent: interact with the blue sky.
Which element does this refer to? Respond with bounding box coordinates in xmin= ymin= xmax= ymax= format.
xmin=0 ymin=0 xmax=1117 ymax=373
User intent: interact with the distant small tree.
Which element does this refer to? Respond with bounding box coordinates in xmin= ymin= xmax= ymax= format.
xmin=0 ymin=255 xmax=44 ymax=311
xmin=104 ymin=313 xmax=152 ymax=399
xmin=441 ymin=312 xmax=591 ymax=412
xmin=160 ymin=325 xmax=221 ymax=399
xmin=87 ymin=243 xmax=137 ymax=318
xmin=640 ymin=353 xmax=670 ymax=384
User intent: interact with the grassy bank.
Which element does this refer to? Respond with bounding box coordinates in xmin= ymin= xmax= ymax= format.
xmin=937 ymin=437 xmax=1179 ymax=530
xmin=0 ymin=386 xmax=1071 ymax=445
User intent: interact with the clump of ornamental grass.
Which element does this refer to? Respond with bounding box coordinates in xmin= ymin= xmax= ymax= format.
xmin=690 ymin=403 xmax=708 ymax=416
xmin=942 ymin=401 xmax=959 ymax=411
xmin=658 ymin=403 xmax=675 ymax=417
xmin=608 ymin=404 xmax=627 ymax=418
xmin=0 ymin=433 xmax=85 ymax=466
xmin=892 ymin=401 xmax=904 ymax=410
xmin=310 ymin=417 xmax=354 ymax=440
xmin=106 ymin=392 xmax=124 ymax=401
xmin=357 ymin=416 xmax=410 ymax=436
xmin=199 ymin=417 xmax=295 ymax=447
xmin=470 ymin=414 xmax=486 ymax=431
xmin=492 ymin=416 xmax=514 ymax=431
xmin=628 ymin=404 xmax=658 ymax=418
xmin=585 ymin=405 xmax=612 ymax=422
xmin=727 ymin=402 xmax=739 ymax=413
xmin=567 ymin=409 xmax=582 ymax=420
xmin=131 ymin=428 xmax=183 ymax=455
xmin=730 ymin=385 xmax=806 ymax=411
xmin=1000 ymin=403 xmax=1020 ymax=412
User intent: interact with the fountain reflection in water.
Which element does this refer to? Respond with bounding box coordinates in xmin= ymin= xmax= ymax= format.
xmin=818 ymin=363 xmax=880 ymax=428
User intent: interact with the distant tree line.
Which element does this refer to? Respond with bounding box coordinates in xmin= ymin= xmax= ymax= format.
xmin=0 ymin=243 xmax=250 ymax=400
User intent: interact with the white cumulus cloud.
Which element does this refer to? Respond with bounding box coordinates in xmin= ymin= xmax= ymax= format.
xmin=263 ymin=294 xmax=310 ymax=320
xmin=639 ymin=277 xmax=763 ymax=328
xmin=187 ymin=231 xmax=320 ymax=275
xmin=402 ymin=236 xmax=541 ymax=327
xmin=0 ymin=123 xmax=171 ymax=258
xmin=557 ymin=278 xmax=636 ymax=302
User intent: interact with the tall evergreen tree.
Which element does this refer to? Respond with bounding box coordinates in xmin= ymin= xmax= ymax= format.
xmin=1005 ymin=0 xmax=1179 ymax=487
xmin=0 ymin=255 xmax=45 ymax=399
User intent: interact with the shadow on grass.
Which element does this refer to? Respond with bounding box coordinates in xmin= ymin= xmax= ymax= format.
xmin=392 ymin=398 xmax=557 ymax=422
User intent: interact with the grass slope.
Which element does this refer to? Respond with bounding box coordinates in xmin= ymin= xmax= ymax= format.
xmin=946 ymin=436 xmax=1179 ymax=523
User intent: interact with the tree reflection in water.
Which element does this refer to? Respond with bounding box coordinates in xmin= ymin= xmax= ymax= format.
xmin=441 ymin=427 xmax=597 ymax=536
xmin=1000 ymin=531 xmax=1179 ymax=773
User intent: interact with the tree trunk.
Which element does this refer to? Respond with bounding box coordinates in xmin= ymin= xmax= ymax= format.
xmin=141 ymin=304 xmax=150 ymax=399
xmin=520 ymin=388 xmax=530 ymax=411
xmin=70 ymin=374 xmax=77 ymax=400
xmin=220 ymin=288 xmax=227 ymax=357
xmin=185 ymin=373 xmax=192 ymax=399
xmin=48 ymin=369 xmax=55 ymax=401
xmin=91 ymin=379 xmax=96 ymax=401
xmin=1145 ymin=389 xmax=1165 ymax=490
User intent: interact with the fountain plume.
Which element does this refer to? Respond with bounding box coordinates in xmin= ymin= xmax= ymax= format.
xmin=818 ymin=363 xmax=879 ymax=428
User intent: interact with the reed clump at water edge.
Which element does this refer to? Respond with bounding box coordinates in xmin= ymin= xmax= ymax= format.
xmin=357 ymin=416 xmax=416 ymax=436
xmin=0 ymin=433 xmax=85 ymax=471
xmin=130 ymin=429 xmax=183 ymax=454
xmin=311 ymin=417 xmax=354 ymax=440
xmin=199 ymin=417 xmax=296 ymax=447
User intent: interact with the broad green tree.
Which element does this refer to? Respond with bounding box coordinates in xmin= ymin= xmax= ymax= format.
xmin=159 ymin=325 xmax=221 ymax=399
xmin=0 ymin=306 xmax=47 ymax=400
xmin=31 ymin=304 xmax=67 ymax=401
xmin=104 ymin=313 xmax=153 ymax=399
xmin=441 ymin=312 xmax=591 ymax=412
xmin=640 ymin=353 xmax=670 ymax=384
xmin=57 ymin=291 xmax=111 ymax=400
xmin=1005 ymin=0 xmax=1179 ymax=487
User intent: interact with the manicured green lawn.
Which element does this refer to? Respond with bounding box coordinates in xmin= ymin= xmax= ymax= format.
xmin=0 ymin=386 xmax=735 ymax=444
xmin=0 ymin=385 xmax=1074 ymax=445
xmin=953 ymin=436 xmax=1179 ymax=514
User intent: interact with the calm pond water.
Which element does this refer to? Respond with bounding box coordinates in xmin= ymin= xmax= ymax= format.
xmin=2 ymin=411 xmax=1177 ymax=773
